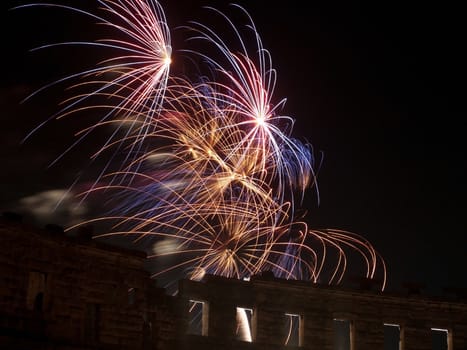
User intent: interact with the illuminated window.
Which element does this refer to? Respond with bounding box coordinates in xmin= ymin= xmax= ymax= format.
xmin=431 ymin=328 xmax=451 ymax=350
xmin=187 ymin=300 xmax=208 ymax=336
xmin=236 ymin=307 xmax=253 ymax=342
xmin=284 ymin=313 xmax=303 ymax=347
xmin=26 ymin=271 xmax=47 ymax=311
xmin=384 ymin=323 xmax=401 ymax=350
xmin=333 ymin=318 xmax=353 ymax=350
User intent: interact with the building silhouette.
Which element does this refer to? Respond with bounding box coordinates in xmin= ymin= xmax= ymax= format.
xmin=1 ymin=213 xmax=466 ymax=349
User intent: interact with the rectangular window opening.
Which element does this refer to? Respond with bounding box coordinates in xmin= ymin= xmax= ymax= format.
xmin=384 ymin=323 xmax=401 ymax=350
xmin=333 ymin=318 xmax=352 ymax=350
xmin=236 ymin=307 xmax=253 ymax=342
xmin=27 ymin=271 xmax=47 ymax=311
xmin=284 ymin=313 xmax=303 ymax=347
xmin=431 ymin=328 xmax=450 ymax=350
xmin=187 ymin=300 xmax=208 ymax=336
xmin=84 ymin=303 xmax=100 ymax=343
xmin=128 ymin=287 xmax=136 ymax=305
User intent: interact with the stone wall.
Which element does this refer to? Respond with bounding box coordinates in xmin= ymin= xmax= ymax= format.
xmin=1 ymin=213 xmax=466 ymax=350
xmin=177 ymin=274 xmax=467 ymax=350
xmin=0 ymin=214 xmax=179 ymax=350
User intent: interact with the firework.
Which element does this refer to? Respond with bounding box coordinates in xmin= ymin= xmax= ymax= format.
xmin=184 ymin=5 xmax=316 ymax=206
xmin=20 ymin=0 xmax=387 ymax=301
xmin=17 ymin=0 xmax=172 ymax=175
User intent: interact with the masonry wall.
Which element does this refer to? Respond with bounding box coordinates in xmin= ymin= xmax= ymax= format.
xmin=177 ymin=274 xmax=467 ymax=350
xmin=0 ymin=215 xmax=180 ymax=350
xmin=2 ymin=214 xmax=467 ymax=350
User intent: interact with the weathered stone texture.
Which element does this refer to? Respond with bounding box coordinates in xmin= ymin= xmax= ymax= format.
xmin=178 ymin=275 xmax=467 ymax=350
xmin=0 ymin=216 xmax=178 ymax=350
xmin=1 ymin=215 xmax=467 ymax=350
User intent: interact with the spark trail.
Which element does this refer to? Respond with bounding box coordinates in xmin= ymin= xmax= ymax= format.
xmin=19 ymin=0 xmax=387 ymax=301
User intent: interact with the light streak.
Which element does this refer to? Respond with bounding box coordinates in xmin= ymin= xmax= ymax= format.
xmin=21 ymin=0 xmax=387 ymax=304
xmin=17 ymin=0 xmax=172 ymax=176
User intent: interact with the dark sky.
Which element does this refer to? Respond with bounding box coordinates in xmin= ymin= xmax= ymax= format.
xmin=1 ymin=0 xmax=466 ymax=294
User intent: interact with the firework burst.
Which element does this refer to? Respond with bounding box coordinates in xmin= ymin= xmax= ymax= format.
xmin=17 ymin=0 xmax=172 ymax=177
xmin=184 ymin=5 xmax=316 ymax=206
xmin=19 ymin=0 xmax=386 ymax=298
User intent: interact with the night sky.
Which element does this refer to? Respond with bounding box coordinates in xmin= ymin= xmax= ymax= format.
xmin=1 ymin=0 xmax=466 ymax=294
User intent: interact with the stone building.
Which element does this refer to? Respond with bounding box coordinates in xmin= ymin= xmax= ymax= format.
xmin=178 ymin=275 xmax=467 ymax=350
xmin=0 ymin=213 xmax=180 ymax=350
xmin=1 ymin=212 xmax=466 ymax=350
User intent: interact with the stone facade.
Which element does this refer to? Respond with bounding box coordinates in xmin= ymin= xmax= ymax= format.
xmin=0 ymin=213 xmax=180 ymax=350
xmin=177 ymin=275 xmax=467 ymax=350
xmin=1 ymin=213 xmax=466 ymax=350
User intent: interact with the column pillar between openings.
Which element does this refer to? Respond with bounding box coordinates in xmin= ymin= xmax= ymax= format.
xmin=207 ymin=300 xmax=237 ymax=340
xmin=302 ymin=312 xmax=334 ymax=350
xmin=253 ymin=307 xmax=286 ymax=346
